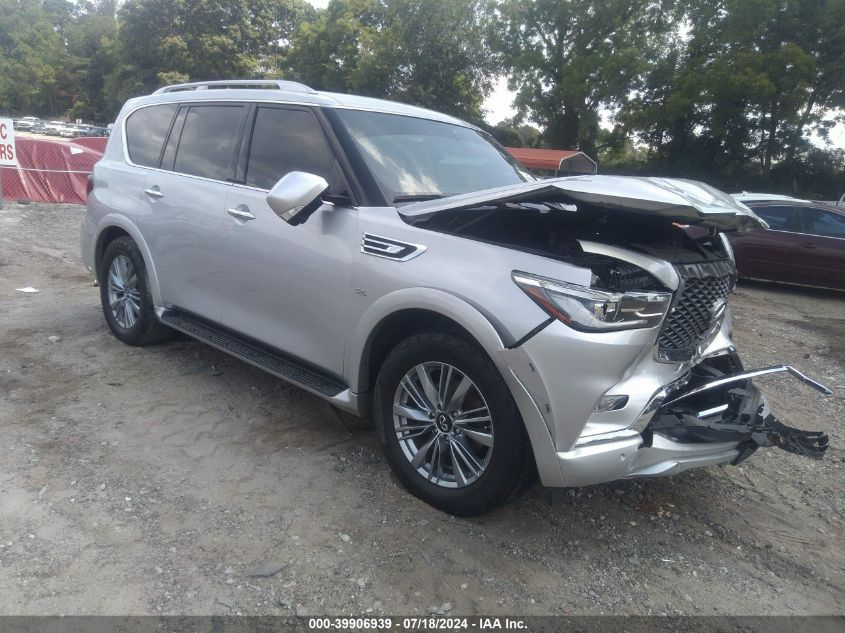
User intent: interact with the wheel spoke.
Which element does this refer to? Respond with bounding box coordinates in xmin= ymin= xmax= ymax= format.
xmin=428 ymin=438 xmax=442 ymax=482
xmin=125 ymin=302 xmax=137 ymax=327
xmin=437 ymin=364 xmax=453 ymax=410
xmin=449 ymin=440 xmax=469 ymax=486
xmin=109 ymin=269 xmax=123 ymax=290
xmin=401 ymin=376 xmax=432 ymax=413
xmin=460 ymin=428 xmax=494 ymax=447
xmin=454 ymin=415 xmax=492 ymax=426
xmin=396 ymin=427 xmax=434 ymax=441
xmin=410 ymin=434 xmax=438 ymax=470
xmin=451 ymin=436 xmax=483 ymax=476
xmin=455 ymin=406 xmax=488 ymax=420
xmin=446 ymin=375 xmax=473 ymax=412
xmin=393 ymin=403 xmax=431 ymax=422
xmin=415 ymin=365 xmax=439 ymax=410
xmin=116 ymin=255 xmax=127 ymax=282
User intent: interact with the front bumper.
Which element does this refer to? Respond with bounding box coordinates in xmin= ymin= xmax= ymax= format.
xmin=555 ymin=359 xmax=830 ymax=487
xmin=499 ymin=314 xmax=831 ymax=488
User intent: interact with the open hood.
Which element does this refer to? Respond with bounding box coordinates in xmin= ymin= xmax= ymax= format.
xmin=397 ymin=175 xmax=767 ymax=231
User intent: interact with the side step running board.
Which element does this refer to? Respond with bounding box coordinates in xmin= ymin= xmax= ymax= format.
xmin=159 ymin=310 xmax=347 ymax=398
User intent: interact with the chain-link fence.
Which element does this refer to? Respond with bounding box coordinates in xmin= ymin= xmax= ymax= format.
xmin=0 ymin=136 xmax=106 ymax=206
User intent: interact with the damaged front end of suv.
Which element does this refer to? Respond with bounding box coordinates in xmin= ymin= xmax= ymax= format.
xmin=397 ymin=175 xmax=830 ymax=488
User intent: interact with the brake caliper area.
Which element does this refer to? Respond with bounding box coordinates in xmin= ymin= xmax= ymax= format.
xmin=647 ymin=355 xmax=831 ymax=463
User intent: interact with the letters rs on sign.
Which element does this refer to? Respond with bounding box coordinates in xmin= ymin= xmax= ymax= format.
xmin=0 ymin=118 xmax=17 ymax=165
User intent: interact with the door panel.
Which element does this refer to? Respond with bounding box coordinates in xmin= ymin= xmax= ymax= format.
xmin=139 ymin=171 xmax=232 ymax=320
xmin=730 ymin=204 xmax=806 ymax=283
xmin=792 ymin=206 xmax=845 ymax=289
xmin=220 ymin=190 xmax=357 ymax=376
xmin=219 ymin=105 xmax=357 ymax=377
xmin=137 ymin=104 xmax=247 ymax=322
xmin=730 ymin=229 xmax=806 ymax=283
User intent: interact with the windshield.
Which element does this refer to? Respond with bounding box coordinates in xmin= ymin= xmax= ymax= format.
xmin=334 ymin=109 xmax=531 ymax=203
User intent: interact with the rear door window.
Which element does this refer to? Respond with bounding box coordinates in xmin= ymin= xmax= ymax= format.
xmin=244 ymin=107 xmax=336 ymax=190
xmin=173 ymin=105 xmax=246 ymax=181
xmin=799 ymin=207 xmax=845 ymax=238
xmin=125 ymin=104 xmax=178 ymax=168
xmin=750 ymin=205 xmax=796 ymax=231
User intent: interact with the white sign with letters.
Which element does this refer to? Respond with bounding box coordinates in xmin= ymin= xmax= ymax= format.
xmin=0 ymin=117 xmax=17 ymax=165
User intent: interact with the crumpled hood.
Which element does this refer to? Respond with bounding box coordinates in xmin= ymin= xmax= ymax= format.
xmin=397 ymin=175 xmax=767 ymax=231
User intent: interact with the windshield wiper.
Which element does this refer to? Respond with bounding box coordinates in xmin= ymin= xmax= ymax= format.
xmin=392 ymin=193 xmax=448 ymax=203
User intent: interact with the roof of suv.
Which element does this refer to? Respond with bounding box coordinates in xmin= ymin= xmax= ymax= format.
xmin=126 ymin=79 xmax=475 ymax=130
xmin=731 ymin=192 xmax=807 ymax=204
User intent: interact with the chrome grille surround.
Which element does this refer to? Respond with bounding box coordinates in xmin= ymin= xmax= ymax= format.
xmin=656 ymin=260 xmax=736 ymax=362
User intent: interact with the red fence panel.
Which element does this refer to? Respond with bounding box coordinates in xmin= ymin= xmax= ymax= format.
xmin=0 ymin=137 xmax=106 ymax=205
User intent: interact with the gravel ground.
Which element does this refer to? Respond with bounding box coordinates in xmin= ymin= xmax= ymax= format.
xmin=1 ymin=202 xmax=843 ymax=616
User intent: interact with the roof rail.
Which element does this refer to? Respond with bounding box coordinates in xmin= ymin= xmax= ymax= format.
xmin=153 ymin=80 xmax=316 ymax=95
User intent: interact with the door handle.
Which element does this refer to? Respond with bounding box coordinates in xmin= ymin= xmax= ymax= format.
xmin=227 ymin=207 xmax=256 ymax=221
xmin=801 ymin=242 xmax=817 ymax=249
xmin=143 ymin=187 xmax=164 ymax=199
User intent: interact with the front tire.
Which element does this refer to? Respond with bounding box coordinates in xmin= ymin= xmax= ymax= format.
xmin=374 ymin=332 xmax=533 ymax=516
xmin=99 ymin=236 xmax=173 ymax=346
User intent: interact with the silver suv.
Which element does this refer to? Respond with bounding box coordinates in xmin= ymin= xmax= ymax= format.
xmin=82 ymin=80 xmax=830 ymax=515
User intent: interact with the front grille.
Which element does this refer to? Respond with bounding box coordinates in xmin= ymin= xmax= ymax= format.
xmin=657 ymin=260 xmax=736 ymax=362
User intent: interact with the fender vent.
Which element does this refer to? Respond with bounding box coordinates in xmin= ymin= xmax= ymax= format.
xmin=361 ymin=233 xmax=426 ymax=261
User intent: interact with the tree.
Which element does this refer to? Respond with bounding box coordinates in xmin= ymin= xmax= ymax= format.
xmin=621 ymin=0 xmax=845 ymax=189
xmin=65 ymin=1 xmax=121 ymax=122
xmin=112 ymin=0 xmax=315 ymax=95
xmin=288 ymin=0 xmax=498 ymax=122
xmin=492 ymin=0 xmax=678 ymax=155
xmin=0 ymin=0 xmax=66 ymax=115
xmin=488 ymin=117 xmax=542 ymax=147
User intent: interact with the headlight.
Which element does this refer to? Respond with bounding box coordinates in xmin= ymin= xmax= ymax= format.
xmin=512 ymin=271 xmax=672 ymax=332
xmin=719 ymin=232 xmax=735 ymax=263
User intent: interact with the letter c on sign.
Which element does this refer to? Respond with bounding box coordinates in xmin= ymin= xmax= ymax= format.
xmin=0 ymin=123 xmax=6 ymax=139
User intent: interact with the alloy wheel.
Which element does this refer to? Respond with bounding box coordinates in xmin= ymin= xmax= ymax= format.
xmin=106 ymin=255 xmax=141 ymax=329
xmin=393 ymin=362 xmax=494 ymax=488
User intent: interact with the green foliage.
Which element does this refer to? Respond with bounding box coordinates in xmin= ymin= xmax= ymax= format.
xmin=287 ymin=0 xmax=497 ymax=122
xmin=0 ymin=0 xmax=841 ymax=197
xmin=488 ymin=117 xmax=542 ymax=148
xmin=619 ymin=0 xmax=845 ymax=194
xmin=0 ymin=0 xmax=66 ymax=114
xmin=492 ymin=0 xmax=679 ymax=156
xmin=113 ymin=0 xmax=316 ymax=94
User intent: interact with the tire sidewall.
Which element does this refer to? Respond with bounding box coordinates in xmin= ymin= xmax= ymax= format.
xmin=375 ymin=332 xmax=526 ymax=515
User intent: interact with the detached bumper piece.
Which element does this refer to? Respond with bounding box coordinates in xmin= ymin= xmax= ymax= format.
xmin=648 ymin=357 xmax=831 ymax=462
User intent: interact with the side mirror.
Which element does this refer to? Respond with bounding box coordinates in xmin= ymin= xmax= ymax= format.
xmin=266 ymin=171 xmax=329 ymax=225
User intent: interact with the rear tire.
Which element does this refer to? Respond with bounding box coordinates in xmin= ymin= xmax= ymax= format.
xmin=374 ymin=331 xmax=533 ymax=516
xmin=99 ymin=236 xmax=173 ymax=346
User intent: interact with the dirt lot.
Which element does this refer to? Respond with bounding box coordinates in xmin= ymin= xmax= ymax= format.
xmin=1 ymin=202 xmax=843 ymax=616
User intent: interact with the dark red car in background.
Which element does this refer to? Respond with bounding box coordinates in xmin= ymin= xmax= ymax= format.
xmin=728 ymin=193 xmax=845 ymax=291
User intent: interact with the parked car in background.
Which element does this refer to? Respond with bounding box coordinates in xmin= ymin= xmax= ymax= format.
xmin=44 ymin=121 xmax=66 ymax=135
xmin=730 ymin=193 xmax=845 ymax=291
xmin=77 ymin=124 xmax=109 ymax=137
xmin=59 ymin=125 xmax=83 ymax=138
xmin=13 ymin=116 xmax=41 ymax=130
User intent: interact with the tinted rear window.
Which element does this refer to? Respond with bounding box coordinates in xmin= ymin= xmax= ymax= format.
xmin=125 ymin=105 xmax=177 ymax=168
xmin=173 ymin=105 xmax=245 ymax=181
xmin=245 ymin=107 xmax=335 ymax=190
